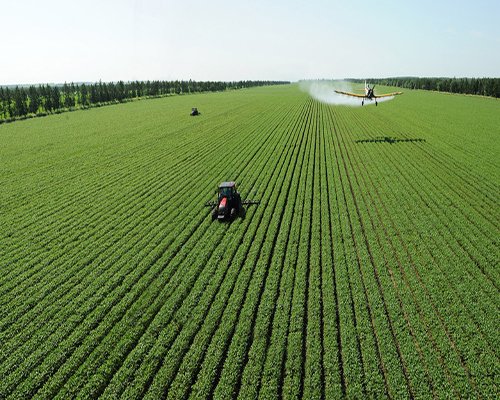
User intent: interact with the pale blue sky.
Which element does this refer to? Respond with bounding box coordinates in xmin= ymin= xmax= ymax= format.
xmin=2 ymin=0 xmax=499 ymax=84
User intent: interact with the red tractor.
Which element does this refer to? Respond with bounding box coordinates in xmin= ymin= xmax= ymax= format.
xmin=205 ymin=182 xmax=259 ymax=221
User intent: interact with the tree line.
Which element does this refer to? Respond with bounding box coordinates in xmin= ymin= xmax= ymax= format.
xmin=347 ymin=77 xmax=500 ymax=98
xmin=0 ymin=80 xmax=289 ymax=123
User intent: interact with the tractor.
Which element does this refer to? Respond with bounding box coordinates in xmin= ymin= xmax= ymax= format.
xmin=190 ymin=107 xmax=200 ymax=116
xmin=205 ymin=182 xmax=259 ymax=221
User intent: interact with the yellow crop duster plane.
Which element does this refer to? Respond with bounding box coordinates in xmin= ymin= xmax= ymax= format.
xmin=334 ymin=81 xmax=403 ymax=106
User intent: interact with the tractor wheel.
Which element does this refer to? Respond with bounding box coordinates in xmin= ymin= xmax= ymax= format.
xmin=230 ymin=208 xmax=237 ymax=219
xmin=211 ymin=208 xmax=218 ymax=221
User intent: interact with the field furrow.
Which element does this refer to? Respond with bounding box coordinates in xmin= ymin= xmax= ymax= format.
xmin=1 ymin=84 xmax=498 ymax=399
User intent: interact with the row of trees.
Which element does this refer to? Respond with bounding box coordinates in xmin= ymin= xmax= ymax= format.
xmin=0 ymin=80 xmax=289 ymax=123
xmin=348 ymin=77 xmax=500 ymax=98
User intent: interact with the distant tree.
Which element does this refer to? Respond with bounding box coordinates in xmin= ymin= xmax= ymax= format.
xmin=116 ymin=81 xmax=125 ymax=101
xmin=0 ymin=87 xmax=6 ymax=119
xmin=13 ymin=87 xmax=28 ymax=117
xmin=80 ymin=83 xmax=89 ymax=106
xmin=90 ymin=84 xmax=98 ymax=103
xmin=6 ymin=88 xmax=13 ymax=118
xmin=52 ymin=86 xmax=61 ymax=110
xmin=42 ymin=85 xmax=53 ymax=111
xmin=28 ymin=85 xmax=40 ymax=114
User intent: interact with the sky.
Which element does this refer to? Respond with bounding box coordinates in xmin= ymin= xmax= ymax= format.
xmin=2 ymin=0 xmax=499 ymax=84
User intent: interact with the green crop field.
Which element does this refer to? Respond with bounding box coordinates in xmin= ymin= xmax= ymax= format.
xmin=0 ymin=84 xmax=498 ymax=399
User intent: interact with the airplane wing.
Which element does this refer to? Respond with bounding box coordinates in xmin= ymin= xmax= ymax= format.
xmin=374 ymin=91 xmax=403 ymax=98
xmin=334 ymin=90 xmax=365 ymax=98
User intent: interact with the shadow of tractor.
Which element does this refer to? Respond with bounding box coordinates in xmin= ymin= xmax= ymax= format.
xmin=355 ymin=136 xmax=426 ymax=144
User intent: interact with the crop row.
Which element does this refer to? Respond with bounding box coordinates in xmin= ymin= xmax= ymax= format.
xmin=1 ymin=84 xmax=497 ymax=398
xmin=0 ymin=92 xmax=304 ymax=398
xmin=328 ymin=103 xmax=498 ymax=397
xmin=35 ymin=91 xmax=307 ymax=398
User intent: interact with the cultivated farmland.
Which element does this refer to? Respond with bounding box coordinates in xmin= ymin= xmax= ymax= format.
xmin=0 ymin=84 xmax=498 ymax=399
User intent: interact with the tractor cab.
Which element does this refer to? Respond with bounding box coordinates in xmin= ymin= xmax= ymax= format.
xmin=218 ymin=181 xmax=236 ymax=201
xmin=212 ymin=181 xmax=241 ymax=221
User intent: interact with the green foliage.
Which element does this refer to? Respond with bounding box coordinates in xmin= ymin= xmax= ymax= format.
xmin=0 ymin=84 xmax=498 ymax=399
xmin=0 ymin=80 xmax=290 ymax=123
xmin=348 ymin=77 xmax=500 ymax=98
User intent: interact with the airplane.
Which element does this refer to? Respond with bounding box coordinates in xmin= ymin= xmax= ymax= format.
xmin=334 ymin=81 xmax=403 ymax=106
